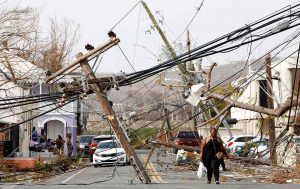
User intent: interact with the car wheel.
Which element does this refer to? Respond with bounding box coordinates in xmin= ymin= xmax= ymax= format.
xmin=94 ymin=164 xmax=98 ymax=168
xmin=123 ymin=156 xmax=130 ymax=166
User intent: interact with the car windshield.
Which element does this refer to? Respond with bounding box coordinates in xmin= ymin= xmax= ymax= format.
xmin=80 ymin=136 xmax=94 ymax=143
xmin=295 ymin=138 xmax=300 ymax=143
xmin=235 ymin=136 xmax=255 ymax=142
xmin=253 ymin=140 xmax=268 ymax=146
xmin=177 ymin=131 xmax=199 ymax=139
xmin=98 ymin=141 xmax=119 ymax=149
xmin=93 ymin=137 xmax=114 ymax=144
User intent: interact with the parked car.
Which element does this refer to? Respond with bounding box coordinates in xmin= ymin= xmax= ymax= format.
xmin=93 ymin=140 xmax=129 ymax=167
xmin=248 ymin=139 xmax=270 ymax=159
xmin=226 ymin=135 xmax=257 ymax=154
xmin=173 ymin=131 xmax=202 ymax=154
xmin=89 ymin=135 xmax=116 ymax=161
xmin=232 ymin=136 xmax=269 ymax=157
xmin=78 ymin=135 xmax=95 ymax=157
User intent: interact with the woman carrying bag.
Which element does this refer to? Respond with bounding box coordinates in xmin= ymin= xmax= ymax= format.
xmin=199 ymin=127 xmax=228 ymax=184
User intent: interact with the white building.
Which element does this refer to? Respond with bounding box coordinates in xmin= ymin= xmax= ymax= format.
xmin=0 ymin=50 xmax=80 ymax=157
xmin=231 ymin=57 xmax=300 ymax=136
xmin=0 ymin=50 xmax=44 ymax=157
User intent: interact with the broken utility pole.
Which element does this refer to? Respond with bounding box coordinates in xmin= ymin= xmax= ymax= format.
xmin=142 ymin=1 xmax=189 ymax=81
xmin=147 ymin=140 xmax=200 ymax=153
xmin=265 ymin=54 xmax=277 ymax=165
xmin=142 ymin=1 xmax=232 ymax=136
xmin=187 ymin=30 xmax=198 ymax=132
xmin=144 ymin=108 xmax=172 ymax=167
xmin=45 ymin=33 xmax=151 ymax=184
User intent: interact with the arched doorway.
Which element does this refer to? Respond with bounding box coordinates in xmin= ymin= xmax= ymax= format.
xmin=44 ymin=120 xmax=65 ymax=141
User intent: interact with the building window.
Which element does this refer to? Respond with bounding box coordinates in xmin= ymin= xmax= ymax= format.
xmin=259 ymin=80 xmax=268 ymax=108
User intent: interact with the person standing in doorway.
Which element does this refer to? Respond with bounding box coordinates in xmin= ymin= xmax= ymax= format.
xmin=200 ymin=127 xmax=228 ymax=184
xmin=67 ymin=137 xmax=73 ymax=158
xmin=32 ymin=127 xmax=38 ymax=142
xmin=56 ymin=135 xmax=65 ymax=155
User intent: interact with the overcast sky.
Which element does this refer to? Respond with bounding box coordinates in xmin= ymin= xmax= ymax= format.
xmin=5 ymin=0 xmax=299 ymax=73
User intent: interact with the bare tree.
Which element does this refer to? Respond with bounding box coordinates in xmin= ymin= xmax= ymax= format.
xmin=38 ymin=18 xmax=80 ymax=73
xmin=0 ymin=4 xmax=80 ymax=75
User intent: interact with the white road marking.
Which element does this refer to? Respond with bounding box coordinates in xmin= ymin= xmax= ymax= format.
xmin=62 ymin=168 xmax=87 ymax=183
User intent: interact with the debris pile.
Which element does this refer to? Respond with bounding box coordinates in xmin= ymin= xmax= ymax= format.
xmin=0 ymin=154 xmax=88 ymax=184
xmin=261 ymin=168 xmax=300 ymax=184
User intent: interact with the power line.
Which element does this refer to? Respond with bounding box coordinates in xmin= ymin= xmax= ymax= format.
xmin=0 ymin=101 xmax=58 ymax=120
xmin=109 ymin=0 xmax=141 ymax=31
xmin=174 ymin=0 xmax=205 ymax=42
xmin=120 ymin=5 xmax=300 ymax=86
xmin=117 ymin=44 xmax=161 ymax=104
xmin=0 ymin=97 xmax=78 ymax=133
xmin=132 ymin=47 xmax=299 ymax=139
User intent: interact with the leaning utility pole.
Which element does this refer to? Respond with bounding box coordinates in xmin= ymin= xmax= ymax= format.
xmin=142 ymin=1 xmax=189 ymax=81
xmin=45 ymin=33 xmax=151 ymax=184
xmin=187 ymin=30 xmax=198 ymax=131
xmin=142 ymin=1 xmax=231 ymax=136
xmin=186 ymin=30 xmax=194 ymax=72
xmin=265 ymin=53 xmax=277 ymax=165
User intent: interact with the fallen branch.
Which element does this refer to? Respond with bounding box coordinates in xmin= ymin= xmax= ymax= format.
xmin=196 ymin=105 xmax=231 ymax=128
xmin=229 ymin=156 xmax=271 ymax=166
xmin=207 ymin=92 xmax=300 ymax=117
xmin=207 ymin=63 xmax=217 ymax=91
xmin=146 ymin=140 xmax=200 ymax=153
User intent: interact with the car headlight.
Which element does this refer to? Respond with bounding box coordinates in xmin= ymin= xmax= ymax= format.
xmin=94 ymin=153 xmax=101 ymax=157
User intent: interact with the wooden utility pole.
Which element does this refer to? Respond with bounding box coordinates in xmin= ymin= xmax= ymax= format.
xmin=45 ymin=34 xmax=151 ymax=184
xmin=145 ymin=108 xmax=171 ymax=167
xmin=265 ymin=53 xmax=277 ymax=165
xmin=186 ymin=30 xmax=194 ymax=72
xmin=164 ymin=108 xmax=172 ymax=141
xmin=142 ymin=1 xmax=189 ymax=81
xmin=187 ymin=30 xmax=198 ymax=131
xmin=80 ymin=59 xmax=151 ymax=183
xmin=142 ymin=1 xmax=232 ymax=138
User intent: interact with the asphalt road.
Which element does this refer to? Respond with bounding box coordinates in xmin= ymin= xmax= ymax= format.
xmin=0 ymin=150 xmax=299 ymax=189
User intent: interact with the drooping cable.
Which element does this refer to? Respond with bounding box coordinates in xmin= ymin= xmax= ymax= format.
xmin=119 ymin=5 xmax=300 ymax=86
xmin=0 ymin=97 xmax=78 ymax=133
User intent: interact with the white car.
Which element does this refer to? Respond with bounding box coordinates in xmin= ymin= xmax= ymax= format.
xmin=249 ymin=140 xmax=270 ymax=159
xmin=226 ymin=135 xmax=257 ymax=154
xmin=230 ymin=136 xmax=269 ymax=156
xmin=93 ymin=140 xmax=129 ymax=167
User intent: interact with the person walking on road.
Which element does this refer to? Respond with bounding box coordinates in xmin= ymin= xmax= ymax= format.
xmin=200 ymin=127 xmax=228 ymax=184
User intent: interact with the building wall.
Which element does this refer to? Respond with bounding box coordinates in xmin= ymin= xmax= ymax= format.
xmin=38 ymin=114 xmax=77 ymax=155
xmin=199 ymin=127 xmax=243 ymax=138
xmin=230 ymin=58 xmax=300 ymax=136
xmin=0 ymin=78 xmax=36 ymax=157
xmin=231 ymin=80 xmax=261 ymax=121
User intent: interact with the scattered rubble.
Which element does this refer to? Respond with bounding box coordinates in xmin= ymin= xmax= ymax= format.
xmin=0 ymin=154 xmax=89 ymax=184
xmin=225 ymin=158 xmax=300 ymax=184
